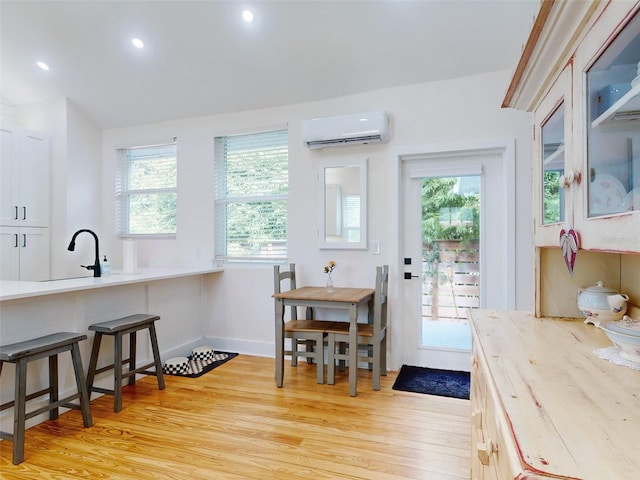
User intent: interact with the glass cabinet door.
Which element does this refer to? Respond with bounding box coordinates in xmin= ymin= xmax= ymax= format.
xmin=534 ymin=65 xmax=572 ymax=248
xmin=541 ymin=102 xmax=565 ymax=225
xmin=586 ymin=12 xmax=640 ymax=217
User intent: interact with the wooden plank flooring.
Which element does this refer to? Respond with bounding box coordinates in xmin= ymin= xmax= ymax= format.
xmin=0 ymin=355 xmax=470 ymax=479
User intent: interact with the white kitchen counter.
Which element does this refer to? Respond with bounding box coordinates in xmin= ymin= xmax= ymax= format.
xmin=0 ymin=266 xmax=223 ymax=302
xmin=0 ymin=265 xmax=224 ymax=433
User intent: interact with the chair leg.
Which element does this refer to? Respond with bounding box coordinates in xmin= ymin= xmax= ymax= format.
xmin=114 ymin=332 xmax=123 ymax=413
xmin=71 ymin=342 xmax=93 ymax=428
xmin=48 ymin=354 xmax=59 ymax=420
xmin=12 ymin=358 xmax=27 ymax=465
xmin=315 ymin=336 xmax=324 ymax=384
xmin=327 ymin=335 xmax=336 ymax=385
xmin=148 ymin=323 xmax=165 ymax=390
xmin=306 ymin=340 xmax=315 ymax=365
xmin=381 ymin=336 xmax=387 ymax=376
xmin=372 ymin=341 xmax=381 ymax=391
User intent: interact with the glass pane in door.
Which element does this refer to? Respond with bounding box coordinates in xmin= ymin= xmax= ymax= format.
xmin=421 ymin=176 xmax=479 ymax=350
xmin=541 ymin=102 xmax=565 ymax=224
xmin=587 ymin=13 xmax=640 ymax=216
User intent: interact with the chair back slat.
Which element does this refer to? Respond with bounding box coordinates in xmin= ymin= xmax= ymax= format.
xmin=373 ymin=265 xmax=389 ymax=332
xmin=274 ymin=263 xmax=297 ymax=320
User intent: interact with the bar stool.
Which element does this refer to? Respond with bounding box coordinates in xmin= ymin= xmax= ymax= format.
xmin=86 ymin=313 xmax=165 ymax=413
xmin=0 ymin=332 xmax=93 ymax=465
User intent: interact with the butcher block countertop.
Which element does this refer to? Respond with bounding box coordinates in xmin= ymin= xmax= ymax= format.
xmin=470 ymin=310 xmax=640 ymax=479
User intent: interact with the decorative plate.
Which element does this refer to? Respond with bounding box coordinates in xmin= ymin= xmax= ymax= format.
xmin=619 ymin=187 xmax=640 ymax=212
xmin=589 ymin=174 xmax=627 ymax=215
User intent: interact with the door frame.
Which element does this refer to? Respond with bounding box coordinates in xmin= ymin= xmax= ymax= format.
xmin=393 ymin=139 xmax=516 ymax=371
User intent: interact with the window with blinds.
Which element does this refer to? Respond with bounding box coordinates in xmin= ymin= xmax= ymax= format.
xmin=116 ymin=142 xmax=177 ymax=236
xmin=214 ymin=129 xmax=288 ymax=262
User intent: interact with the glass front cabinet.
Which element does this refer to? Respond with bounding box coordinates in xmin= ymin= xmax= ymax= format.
xmin=575 ymin=4 xmax=640 ymax=251
xmin=531 ymin=2 xmax=640 ymax=252
xmin=505 ymin=0 xmax=640 ymax=318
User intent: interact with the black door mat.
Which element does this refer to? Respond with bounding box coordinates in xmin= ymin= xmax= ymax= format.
xmin=392 ymin=364 xmax=470 ymax=400
xmin=163 ymin=351 xmax=238 ymax=378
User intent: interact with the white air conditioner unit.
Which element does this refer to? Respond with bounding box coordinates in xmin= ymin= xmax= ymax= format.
xmin=302 ymin=111 xmax=389 ymax=149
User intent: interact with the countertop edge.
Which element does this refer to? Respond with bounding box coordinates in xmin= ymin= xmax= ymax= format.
xmin=0 ymin=267 xmax=224 ymax=302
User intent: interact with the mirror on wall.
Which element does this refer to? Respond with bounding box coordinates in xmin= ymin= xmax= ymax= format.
xmin=318 ymin=158 xmax=367 ymax=249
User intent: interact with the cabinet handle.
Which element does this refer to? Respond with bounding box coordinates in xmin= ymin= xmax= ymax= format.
xmin=559 ymin=170 xmax=582 ymax=188
xmin=477 ymin=436 xmax=497 ymax=465
xmin=14 ymin=206 xmax=18 ymax=220
xmin=22 ymin=206 xmax=26 ymax=220
xmin=13 ymin=233 xmax=18 ymax=247
xmin=22 ymin=234 xmax=26 ymax=248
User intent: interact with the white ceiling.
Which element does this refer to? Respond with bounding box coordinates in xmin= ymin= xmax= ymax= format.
xmin=1 ymin=0 xmax=540 ymax=129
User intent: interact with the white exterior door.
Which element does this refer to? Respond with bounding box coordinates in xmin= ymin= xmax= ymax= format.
xmin=398 ymin=141 xmax=516 ymax=371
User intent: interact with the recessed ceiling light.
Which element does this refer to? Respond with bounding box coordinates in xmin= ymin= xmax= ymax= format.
xmin=36 ymin=61 xmax=49 ymax=71
xmin=132 ymin=38 xmax=144 ymax=49
xmin=242 ymin=10 xmax=254 ymax=22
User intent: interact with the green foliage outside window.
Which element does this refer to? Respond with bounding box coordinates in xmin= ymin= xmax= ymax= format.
xmin=543 ymin=171 xmax=562 ymax=224
xmin=421 ymin=177 xmax=480 ymax=275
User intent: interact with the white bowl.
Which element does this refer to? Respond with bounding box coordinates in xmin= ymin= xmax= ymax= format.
xmin=600 ymin=319 xmax=640 ymax=364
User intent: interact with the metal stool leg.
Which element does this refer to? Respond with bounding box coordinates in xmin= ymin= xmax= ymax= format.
xmin=13 ymin=358 xmax=28 ymax=465
xmin=128 ymin=331 xmax=137 ymax=386
xmin=86 ymin=333 xmax=102 ymax=396
xmin=148 ymin=323 xmax=165 ymax=390
xmin=48 ymin=354 xmax=59 ymax=420
xmin=114 ymin=332 xmax=124 ymax=413
xmin=70 ymin=342 xmax=93 ymax=427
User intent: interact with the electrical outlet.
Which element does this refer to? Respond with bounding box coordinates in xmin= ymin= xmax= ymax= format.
xmin=371 ymin=241 xmax=381 ymax=255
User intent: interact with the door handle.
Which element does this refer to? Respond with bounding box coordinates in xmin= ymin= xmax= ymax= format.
xmin=404 ymin=272 xmax=419 ymax=280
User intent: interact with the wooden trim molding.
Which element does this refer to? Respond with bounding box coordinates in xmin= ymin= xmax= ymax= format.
xmin=502 ymin=0 xmax=556 ymax=109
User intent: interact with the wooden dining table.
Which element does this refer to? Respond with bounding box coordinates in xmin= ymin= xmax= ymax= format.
xmin=273 ymin=286 xmax=375 ymax=396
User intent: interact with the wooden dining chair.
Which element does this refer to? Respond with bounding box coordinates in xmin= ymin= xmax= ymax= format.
xmin=274 ymin=263 xmax=333 ymax=384
xmin=326 ymin=265 xmax=389 ymax=390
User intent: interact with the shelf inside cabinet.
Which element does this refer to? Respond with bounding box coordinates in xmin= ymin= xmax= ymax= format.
xmin=592 ymin=83 xmax=640 ymax=128
xmin=543 ymin=144 xmax=564 ymax=168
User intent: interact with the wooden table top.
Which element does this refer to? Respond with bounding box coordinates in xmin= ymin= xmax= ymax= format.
xmin=273 ymin=286 xmax=374 ymax=303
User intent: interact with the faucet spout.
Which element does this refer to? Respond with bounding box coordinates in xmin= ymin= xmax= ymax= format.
xmin=68 ymin=229 xmax=101 ymax=277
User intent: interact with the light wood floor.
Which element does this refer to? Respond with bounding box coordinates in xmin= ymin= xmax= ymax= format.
xmin=0 ymin=355 xmax=470 ymax=479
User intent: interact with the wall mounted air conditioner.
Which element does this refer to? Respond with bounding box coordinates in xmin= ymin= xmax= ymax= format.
xmin=302 ymin=111 xmax=389 ymax=149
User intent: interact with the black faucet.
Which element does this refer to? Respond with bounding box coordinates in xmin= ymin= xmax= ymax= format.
xmin=67 ymin=229 xmax=101 ymax=277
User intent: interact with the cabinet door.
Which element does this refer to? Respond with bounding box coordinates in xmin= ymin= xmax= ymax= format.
xmin=0 ymin=226 xmax=20 ymax=280
xmin=18 ymin=134 xmax=50 ymax=227
xmin=19 ymin=227 xmax=50 ymax=281
xmin=533 ymin=66 xmax=574 ymax=248
xmin=0 ymin=128 xmax=18 ymax=226
xmin=0 ymin=129 xmax=50 ymax=228
xmin=0 ymin=226 xmax=50 ymax=281
xmin=574 ymin=3 xmax=640 ymax=252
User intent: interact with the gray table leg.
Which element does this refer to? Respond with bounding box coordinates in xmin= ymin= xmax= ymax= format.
xmin=275 ymin=299 xmax=285 ymax=388
xmin=349 ymin=304 xmax=358 ymax=396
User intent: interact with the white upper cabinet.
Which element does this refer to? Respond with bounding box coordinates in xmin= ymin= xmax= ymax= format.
xmin=573 ymin=4 xmax=640 ymax=251
xmin=0 ymin=127 xmax=50 ymax=228
xmin=506 ymin=1 xmax=640 ymax=254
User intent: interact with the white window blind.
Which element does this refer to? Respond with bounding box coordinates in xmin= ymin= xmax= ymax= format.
xmin=116 ymin=142 xmax=177 ymax=236
xmin=214 ymin=129 xmax=288 ymax=261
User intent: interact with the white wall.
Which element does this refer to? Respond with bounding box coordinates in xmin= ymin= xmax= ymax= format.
xmin=102 ymin=69 xmax=533 ymax=370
